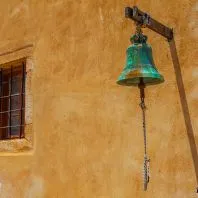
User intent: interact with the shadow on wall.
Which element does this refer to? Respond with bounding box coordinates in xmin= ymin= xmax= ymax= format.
xmin=169 ymin=39 xmax=198 ymax=192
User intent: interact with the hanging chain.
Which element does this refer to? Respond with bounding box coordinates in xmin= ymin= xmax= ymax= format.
xmin=132 ymin=23 xmax=147 ymax=44
xmin=139 ymin=79 xmax=150 ymax=191
xmin=136 ymin=23 xmax=143 ymax=35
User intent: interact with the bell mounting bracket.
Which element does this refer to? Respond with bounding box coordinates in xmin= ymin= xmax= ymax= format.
xmin=125 ymin=6 xmax=173 ymax=41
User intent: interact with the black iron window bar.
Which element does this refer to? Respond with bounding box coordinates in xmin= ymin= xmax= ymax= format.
xmin=0 ymin=62 xmax=26 ymax=139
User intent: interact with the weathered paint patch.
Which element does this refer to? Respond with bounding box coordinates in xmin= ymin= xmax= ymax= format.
xmin=25 ymin=175 xmax=44 ymax=198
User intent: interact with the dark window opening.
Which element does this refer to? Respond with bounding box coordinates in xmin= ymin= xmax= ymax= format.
xmin=0 ymin=62 xmax=25 ymax=140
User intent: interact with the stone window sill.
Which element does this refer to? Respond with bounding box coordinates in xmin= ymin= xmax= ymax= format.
xmin=0 ymin=123 xmax=33 ymax=155
xmin=0 ymin=138 xmax=32 ymax=154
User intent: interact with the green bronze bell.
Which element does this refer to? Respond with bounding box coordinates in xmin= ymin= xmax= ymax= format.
xmin=117 ymin=31 xmax=164 ymax=86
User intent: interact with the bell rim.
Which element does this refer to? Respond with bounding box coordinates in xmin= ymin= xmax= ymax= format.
xmin=117 ymin=75 xmax=164 ymax=86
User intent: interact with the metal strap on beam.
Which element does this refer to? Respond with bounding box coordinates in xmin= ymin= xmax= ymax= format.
xmin=125 ymin=6 xmax=173 ymax=41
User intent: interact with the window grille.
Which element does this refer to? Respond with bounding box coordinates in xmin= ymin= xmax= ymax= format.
xmin=0 ymin=62 xmax=25 ymax=139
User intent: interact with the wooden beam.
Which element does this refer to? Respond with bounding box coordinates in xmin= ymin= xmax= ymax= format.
xmin=125 ymin=6 xmax=173 ymax=41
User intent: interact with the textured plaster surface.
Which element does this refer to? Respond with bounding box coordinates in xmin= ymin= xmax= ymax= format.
xmin=0 ymin=0 xmax=197 ymax=197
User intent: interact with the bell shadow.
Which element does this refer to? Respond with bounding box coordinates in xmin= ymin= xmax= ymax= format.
xmin=169 ymin=39 xmax=198 ymax=191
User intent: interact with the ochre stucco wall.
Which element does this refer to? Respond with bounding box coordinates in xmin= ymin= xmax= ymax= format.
xmin=0 ymin=0 xmax=197 ymax=197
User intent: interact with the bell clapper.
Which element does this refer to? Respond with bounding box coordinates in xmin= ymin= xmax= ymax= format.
xmin=138 ymin=78 xmax=150 ymax=191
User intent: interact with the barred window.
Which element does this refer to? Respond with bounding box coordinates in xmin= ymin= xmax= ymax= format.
xmin=0 ymin=63 xmax=25 ymax=139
